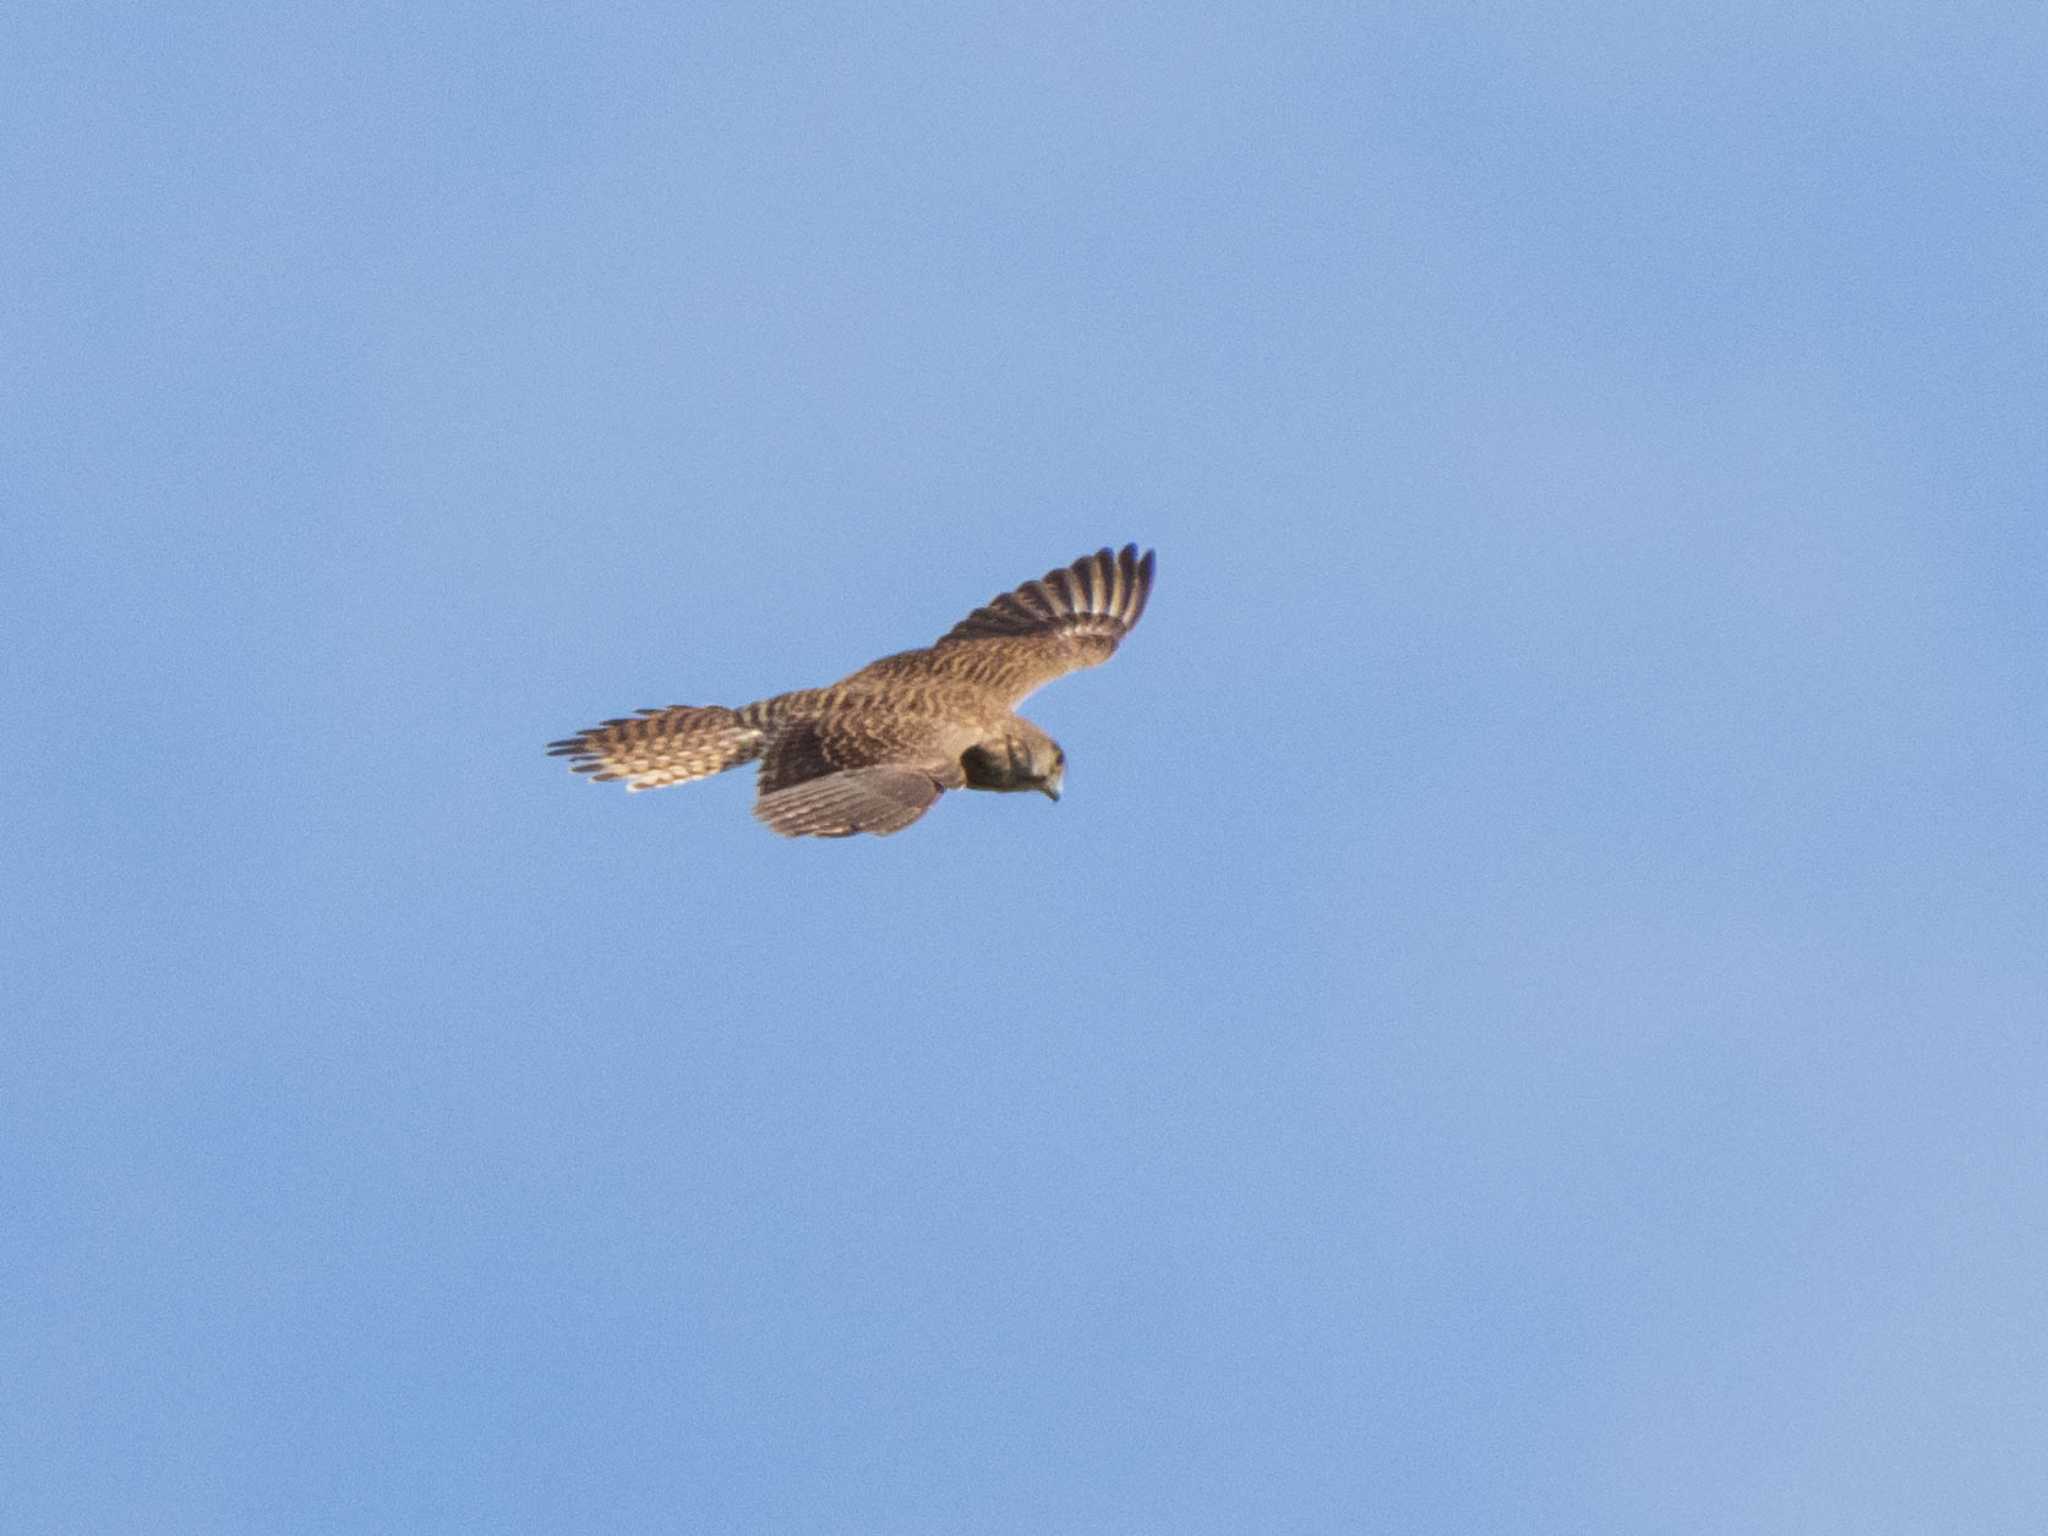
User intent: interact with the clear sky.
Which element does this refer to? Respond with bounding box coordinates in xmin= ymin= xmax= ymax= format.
xmin=7 ymin=4 xmax=2045 ymax=1532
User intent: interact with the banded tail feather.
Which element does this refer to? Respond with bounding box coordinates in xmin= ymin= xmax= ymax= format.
xmin=546 ymin=704 xmax=764 ymax=792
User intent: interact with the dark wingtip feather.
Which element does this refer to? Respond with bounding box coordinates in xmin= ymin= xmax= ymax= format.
xmin=1128 ymin=547 xmax=1155 ymax=627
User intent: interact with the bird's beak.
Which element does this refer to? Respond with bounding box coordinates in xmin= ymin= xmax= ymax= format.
xmin=1040 ymin=773 xmax=1062 ymax=803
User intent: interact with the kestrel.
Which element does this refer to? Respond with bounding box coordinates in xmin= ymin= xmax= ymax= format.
xmin=548 ymin=544 xmax=1156 ymax=837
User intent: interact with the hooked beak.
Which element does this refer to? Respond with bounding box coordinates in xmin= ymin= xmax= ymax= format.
xmin=1039 ymin=771 xmax=1062 ymax=803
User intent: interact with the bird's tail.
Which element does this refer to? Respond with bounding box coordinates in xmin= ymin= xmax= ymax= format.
xmin=547 ymin=704 xmax=765 ymax=792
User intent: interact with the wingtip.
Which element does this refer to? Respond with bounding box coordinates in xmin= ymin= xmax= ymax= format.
xmin=1123 ymin=545 xmax=1155 ymax=627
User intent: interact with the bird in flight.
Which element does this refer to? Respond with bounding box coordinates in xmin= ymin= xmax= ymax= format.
xmin=548 ymin=544 xmax=1156 ymax=838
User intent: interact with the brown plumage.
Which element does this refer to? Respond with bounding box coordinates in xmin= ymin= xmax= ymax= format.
xmin=547 ymin=544 xmax=1156 ymax=838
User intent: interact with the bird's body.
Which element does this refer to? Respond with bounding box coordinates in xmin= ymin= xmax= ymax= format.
xmin=548 ymin=545 xmax=1155 ymax=837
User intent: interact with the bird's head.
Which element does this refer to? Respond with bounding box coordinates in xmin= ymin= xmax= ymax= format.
xmin=962 ymin=721 xmax=1065 ymax=801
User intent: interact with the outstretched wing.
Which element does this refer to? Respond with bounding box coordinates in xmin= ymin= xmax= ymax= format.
xmin=855 ymin=544 xmax=1155 ymax=706
xmin=750 ymin=712 xmax=961 ymax=838
xmin=754 ymin=764 xmax=946 ymax=838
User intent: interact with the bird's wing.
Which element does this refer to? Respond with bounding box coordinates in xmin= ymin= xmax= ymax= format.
xmin=752 ymin=763 xmax=947 ymax=838
xmin=850 ymin=544 xmax=1156 ymax=708
xmin=751 ymin=711 xmax=960 ymax=838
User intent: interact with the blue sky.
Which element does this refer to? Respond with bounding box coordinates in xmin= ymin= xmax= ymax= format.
xmin=7 ymin=3 xmax=2045 ymax=1531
